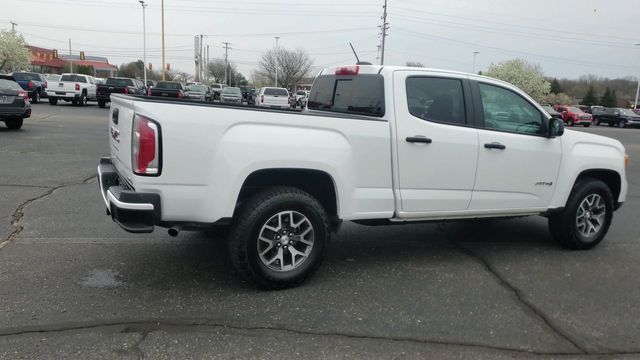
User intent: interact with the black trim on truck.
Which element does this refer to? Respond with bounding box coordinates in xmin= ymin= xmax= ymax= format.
xmin=98 ymin=157 xmax=161 ymax=233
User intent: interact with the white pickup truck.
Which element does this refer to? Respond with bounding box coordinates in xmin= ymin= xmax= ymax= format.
xmin=46 ymin=73 xmax=97 ymax=106
xmin=98 ymin=65 xmax=628 ymax=288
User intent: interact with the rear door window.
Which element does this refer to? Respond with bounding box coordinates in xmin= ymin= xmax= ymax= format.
xmin=406 ymin=77 xmax=467 ymax=125
xmin=308 ymin=74 xmax=384 ymax=117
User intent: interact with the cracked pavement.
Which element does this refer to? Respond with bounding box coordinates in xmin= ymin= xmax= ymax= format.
xmin=1 ymin=103 xmax=639 ymax=359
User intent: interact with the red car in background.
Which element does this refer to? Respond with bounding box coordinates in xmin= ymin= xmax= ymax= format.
xmin=554 ymin=105 xmax=592 ymax=127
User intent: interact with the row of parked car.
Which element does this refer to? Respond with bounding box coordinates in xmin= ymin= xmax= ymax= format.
xmin=542 ymin=104 xmax=640 ymax=128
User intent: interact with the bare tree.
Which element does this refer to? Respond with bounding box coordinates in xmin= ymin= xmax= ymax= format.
xmin=406 ymin=61 xmax=424 ymax=67
xmin=206 ymin=59 xmax=238 ymax=85
xmin=257 ymin=47 xmax=313 ymax=89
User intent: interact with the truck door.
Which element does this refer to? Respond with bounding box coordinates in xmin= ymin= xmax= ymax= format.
xmin=469 ymin=81 xmax=562 ymax=210
xmin=394 ymin=71 xmax=479 ymax=213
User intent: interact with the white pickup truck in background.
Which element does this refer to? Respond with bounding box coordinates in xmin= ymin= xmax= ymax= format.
xmin=46 ymin=73 xmax=97 ymax=106
xmin=98 ymin=65 xmax=628 ymax=289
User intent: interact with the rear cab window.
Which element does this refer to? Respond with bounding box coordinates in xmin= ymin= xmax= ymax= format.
xmin=308 ymin=74 xmax=385 ymax=117
xmin=264 ymin=88 xmax=288 ymax=96
xmin=61 ymin=75 xmax=86 ymax=83
xmin=106 ymin=78 xmax=134 ymax=87
xmin=406 ymin=77 xmax=467 ymax=125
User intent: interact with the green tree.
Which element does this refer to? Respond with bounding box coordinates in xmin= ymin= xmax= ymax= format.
xmin=406 ymin=61 xmax=424 ymax=67
xmin=582 ymin=85 xmax=598 ymax=106
xmin=550 ymin=78 xmax=562 ymax=94
xmin=117 ymin=60 xmax=145 ymax=79
xmin=0 ymin=30 xmax=30 ymax=72
xmin=600 ymin=87 xmax=615 ymax=107
xmin=485 ymin=59 xmax=550 ymax=103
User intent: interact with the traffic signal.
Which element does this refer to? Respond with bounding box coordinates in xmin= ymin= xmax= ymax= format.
xmin=80 ymin=51 xmax=85 ymax=60
xmin=148 ymin=63 xmax=152 ymax=70
xmin=52 ymin=49 xmax=58 ymax=59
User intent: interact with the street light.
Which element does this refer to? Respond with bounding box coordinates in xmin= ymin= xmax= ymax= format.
xmin=139 ymin=0 xmax=147 ymax=88
xmin=472 ymin=51 xmax=480 ymax=74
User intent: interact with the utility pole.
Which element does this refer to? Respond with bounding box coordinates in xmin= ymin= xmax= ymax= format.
xmin=161 ymin=0 xmax=166 ymax=80
xmin=194 ymin=36 xmax=200 ymax=82
xmin=200 ymin=34 xmax=204 ymax=82
xmin=10 ymin=21 xmax=17 ymax=32
xmin=206 ymin=45 xmax=210 ymax=82
xmin=223 ymin=42 xmax=232 ymax=85
xmin=379 ymin=0 xmax=389 ymax=65
xmin=69 ymin=39 xmax=73 ymax=73
xmin=635 ymin=44 xmax=640 ymax=109
xmin=274 ymin=36 xmax=280 ymax=87
xmin=376 ymin=44 xmax=381 ymax=65
xmin=139 ymin=1 xmax=148 ymax=88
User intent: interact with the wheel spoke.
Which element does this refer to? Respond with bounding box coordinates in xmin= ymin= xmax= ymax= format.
xmin=257 ymin=210 xmax=315 ymax=272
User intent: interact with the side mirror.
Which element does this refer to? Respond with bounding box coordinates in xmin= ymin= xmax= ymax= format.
xmin=549 ymin=118 xmax=564 ymax=138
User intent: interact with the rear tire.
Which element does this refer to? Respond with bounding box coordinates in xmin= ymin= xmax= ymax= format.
xmin=583 ymin=124 xmax=590 ymax=127
xmin=548 ymin=178 xmax=614 ymax=250
xmin=78 ymin=93 xmax=87 ymax=107
xmin=5 ymin=118 xmax=23 ymax=130
xmin=567 ymin=119 xmax=574 ymax=126
xmin=593 ymin=117 xmax=599 ymax=126
xmin=618 ymin=120 xmax=626 ymax=128
xmin=98 ymin=100 xmax=106 ymax=108
xmin=49 ymin=98 xmax=58 ymax=105
xmin=227 ymin=186 xmax=330 ymax=289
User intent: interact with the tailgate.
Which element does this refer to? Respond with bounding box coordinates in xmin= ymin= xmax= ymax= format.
xmin=109 ymin=95 xmax=136 ymax=183
xmin=53 ymin=82 xmax=77 ymax=92
xmin=264 ymin=95 xmax=288 ymax=107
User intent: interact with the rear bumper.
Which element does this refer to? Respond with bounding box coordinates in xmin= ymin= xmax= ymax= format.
xmin=0 ymin=105 xmax=31 ymax=119
xmin=98 ymin=157 xmax=161 ymax=233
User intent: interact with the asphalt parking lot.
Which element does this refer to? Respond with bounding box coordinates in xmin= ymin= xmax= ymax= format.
xmin=1 ymin=102 xmax=639 ymax=359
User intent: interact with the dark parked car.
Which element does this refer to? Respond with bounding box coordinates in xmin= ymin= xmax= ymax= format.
xmin=10 ymin=72 xmax=47 ymax=103
xmin=96 ymin=77 xmax=147 ymax=108
xmin=0 ymin=75 xmax=31 ymax=130
xmin=149 ymin=81 xmax=186 ymax=99
xmin=593 ymin=107 xmax=640 ymax=128
xmin=239 ymin=86 xmax=254 ymax=105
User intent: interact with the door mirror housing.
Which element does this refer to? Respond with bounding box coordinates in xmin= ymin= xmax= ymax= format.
xmin=549 ymin=118 xmax=564 ymax=138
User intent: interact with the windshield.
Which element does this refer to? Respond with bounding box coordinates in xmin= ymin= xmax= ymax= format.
xmin=569 ymin=107 xmax=584 ymax=113
xmin=542 ymin=106 xmax=555 ymax=113
xmin=156 ymin=82 xmax=182 ymax=90
xmin=264 ymin=88 xmax=289 ymax=96
xmin=0 ymin=79 xmax=21 ymax=91
xmin=619 ymin=109 xmax=636 ymax=116
xmin=105 ymin=78 xmax=134 ymax=87
xmin=188 ymin=85 xmax=207 ymax=92
xmin=222 ymin=87 xmax=241 ymax=95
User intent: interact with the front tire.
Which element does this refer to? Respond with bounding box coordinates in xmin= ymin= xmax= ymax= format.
xmin=5 ymin=118 xmax=23 ymax=130
xmin=78 ymin=93 xmax=87 ymax=106
xmin=567 ymin=119 xmax=574 ymax=126
xmin=593 ymin=117 xmax=599 ymax=126
xmin=227 ymin=186 xmax=330 ymax=289
xmin=618 ymin=120 xmax=626 ymax=128
xmin=98 ymin=100 xmax=106 ymax=108
xmin=583 ymin=124 xmax=590 ymax=127
xmin=548 ymin=178 xmax=614 ymax=250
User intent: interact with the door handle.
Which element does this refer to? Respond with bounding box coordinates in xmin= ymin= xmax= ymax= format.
xmin=406 ymin=136 xmax=432 ymax=144
xmin=484 ymin=142 xmax=506 ymax=150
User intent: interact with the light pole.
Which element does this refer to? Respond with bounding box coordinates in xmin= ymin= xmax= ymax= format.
xmin=472 ymin=51 xmax=480 ymax=74
xmin=274 ymin=36 xmax=280 ymax=87
xmin=161 ymin=0 xmax=166 ymax=80
xmin=634 ymin=44 xmax=640 ymax=109
xmin=139 ymin=1 xmax=147 ymax=87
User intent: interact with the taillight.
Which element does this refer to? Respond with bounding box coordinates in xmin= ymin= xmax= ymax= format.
xmin=335 ymin=65 xmax=359 ymax=75
xmin=75 ymin=83 xmax=80 ymax=91
xmin=45 ymin=81 xmax=48 ymax=89
xmin=132 ymin=114 xmax=161 ymax=176
xmin=124 ymin=87 xmax=129 ymax=95
xmin=147 ymin=89 xmax=151 ymax=96
xmin=28 ymin=80 xmax=34 ymax=89
xmin=18 ymin=90 xmax=29 ymax=101
xmin=260 ymin=95 xmax=264 ymax=103
xmin=177 ymin=90 xmax=184 ymax=98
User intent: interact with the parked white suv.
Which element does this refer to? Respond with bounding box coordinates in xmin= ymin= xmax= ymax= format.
xmin=256 ymin=87 xmax=290 ymax=109
xmin=98 ymin=65 xmax=628 ymax=289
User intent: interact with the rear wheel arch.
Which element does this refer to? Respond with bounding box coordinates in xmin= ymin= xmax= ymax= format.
xmin=235 ymin=168 xmax=340 ymax=229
